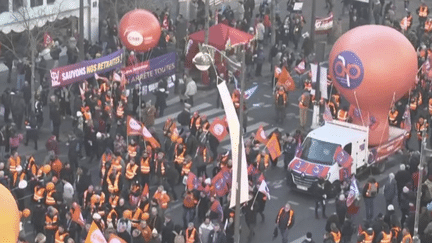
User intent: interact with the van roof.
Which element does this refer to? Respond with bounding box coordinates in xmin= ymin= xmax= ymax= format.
xmin=307 ymin=122 xmax=367 ymax=147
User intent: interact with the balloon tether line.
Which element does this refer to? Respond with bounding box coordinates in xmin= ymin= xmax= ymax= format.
xmin=378 ymin=92 xmax=396 ymax=147
xmin=354 ymin=91 xmax=365 ymax=126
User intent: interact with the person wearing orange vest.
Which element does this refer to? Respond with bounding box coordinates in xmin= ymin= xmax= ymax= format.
xmin=33 ymin=182 xmax=46 ymax=203
xmin=83 ymin=185 xmax=94 ymax=210
xmin=199 ymin=115 xmax=210 ymax=138
xmin=190 ymin=111 xmax=201 ymax=136
xmin=186 ymin=222 xmax=199 ymax=243
xmin=275 ymin=203 xmax=295 ymax=243
xmin=54 ymin=225 xmax=69 ymax=243
xmin=409 ymin=96 xmax=418 ymax=118
xmin=158 ymin=190 xmax=170 ymax=211
xmin=400 ymin=12 xmax=413 ymax=31
xmin=107 ymin=170 xmax=122 ymax=195
xmin=106 ymin=207 xmax=119 ymax=229
xmin=139 ymin=220 xmax=152 ymax=242
xmin=299 ymin=92 xmax=311 ymax=129
xmin=195 ymin=145 xmax=210 ymax=177
xmin=417 ymin=2 xmax=430 ymax=26
xmin=131 ymin=207 xmax=145 ymax=229
xmin=100 ymin=149 xmax=113 ymax=184
xmin=154 ymin=152 xmax=166 ymax=185
xmin=358 ymin=227 xmax=375 ymax=243
xmin=388 ymin=106 xmax=399 ymax=126
xmin=416 ymin=116 xmax=429 ymax=149
xmin=174 ymin=138 xmax=187 ymax=177
xmin=45 ymin=206 xmax=59 ymax=242
xmin=108 ymin=193 xmax=120 ymax=209
xmin=400 ymin=227 xmax=412 ymax=243
xmin=256 ymin=150 xmax=270 ymax=172
xmin=125 ymin=159 xmax=139 ymax=182
xmin=45 ymin=182 xmax=57 ymax=206
xmin=363 ymin=178 xmax=379 ymax=221
xmin=275 ymin=86 xmax=288 ymax=124
xmin=50 ymin=156 xmax=63 ymax=178
xmin=127 ymin=138 xmax=138 ymax=159
xmin=337 ymin=107 xmax=349 ymax=122
xmin=116 ymin=100 xmax=125 ymax=120
xmin=329 ymin=223 xmax=341 ymax=243
xmin=8 ymin=151 xmax=21 ymax=185
xmin=375 ymin=224 xmax=392 ymax=243
xmin=25 ymin=155 xmax=38 ymax=180
xmin=129 ymin=180 xmax=142 ymax=207
xmin=183 ymin=188 xmax=198 ymax=228
xmin=140 ymin=151 xmax=152 ymax=186
xmin=181 ymin=155 xmax=193 ymax=176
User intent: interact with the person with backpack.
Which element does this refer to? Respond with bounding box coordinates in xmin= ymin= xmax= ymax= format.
xmin=363 ymin=177 xmax=379 ymax=221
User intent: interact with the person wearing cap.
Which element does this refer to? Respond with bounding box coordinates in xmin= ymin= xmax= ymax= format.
xmin=275 ymin=202 xmax=295 ymax=243
xmin=93 ymin=213 xmax=105 ymax=231
xmin=384 ymin=204 xmax=396 ymax=226
xmin=301 ymin=232 xmax=315 ymax=243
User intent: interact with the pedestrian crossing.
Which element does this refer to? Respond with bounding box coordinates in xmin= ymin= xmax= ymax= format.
xmin=154 ymin=101 xmax=298 ymax=151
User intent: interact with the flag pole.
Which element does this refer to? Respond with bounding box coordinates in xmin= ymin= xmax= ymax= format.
xmin=250 ymin=189 xmax=259 ymax=210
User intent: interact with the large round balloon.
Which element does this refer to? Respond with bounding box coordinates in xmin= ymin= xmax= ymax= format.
xmin=0 ymin=184 xmax=20 ymax=242
xmin=118 ymin=9 xmax=161 ymax=52
xmin=329 ymin=25 xmax=417 ymax=146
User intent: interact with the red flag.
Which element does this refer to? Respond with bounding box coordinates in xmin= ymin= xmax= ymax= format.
xmin=266 ymin=133 xmax=281 ymax=160
xmin=85 ymin=222 xmax=107 ymax=243
xmin=209 ymin=118 xmax=228 ymax=142
xmin=108 ymin=234 xmax=127 ymax=243
xmin=142 ymin=125 xmax=161 ymax=148
xmin=212 ymin=172 xmax=228 ymax=197
xmin=254 ymin=125 xmax=268 ymax=144
xmin=277 ymin=66 xmax=296 ymax=91
xmin=274 ymin=66 xmax=282 ymax=79
xmin=127 ymin=116 xmax=143 ymax=136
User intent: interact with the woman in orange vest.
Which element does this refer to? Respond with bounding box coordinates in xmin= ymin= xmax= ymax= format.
xmin=125 ymin=159 xmax=139 ymax=182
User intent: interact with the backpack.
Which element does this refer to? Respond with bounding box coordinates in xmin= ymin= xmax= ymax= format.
xmin=173 ymin=230 xmax=185 ymax=243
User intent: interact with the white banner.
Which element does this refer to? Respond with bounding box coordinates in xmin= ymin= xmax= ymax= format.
xmin=310 ymin=63 xmax=318 ymax=84
xmin=315 ymin=13 xmax=334 ymax=34
xmin=320 ymin=67 xmax=328 ymax=100
xmin=217 ymin=81 xmax=249 ymax=209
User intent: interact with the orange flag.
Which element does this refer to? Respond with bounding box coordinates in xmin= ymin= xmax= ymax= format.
xmin=209 ymin=118 xmax=229 ymax=142
xmin=85 ymin=221 xmax=107 ymax=243
xmin=70 ymin=204 xmax=85 ymax=227
xmin=255 ymin=125 xmax=268 ymax=144
xmin=127 ymin=116 xmax=143 ymax=136
xmin=108 ymin=234 xmax=127 ymax=243
xmin=142 ymin=183 xmax=149 ymax=198
xmin=142 ymin=125 xmax=161 ymax=148
xmin=277 ymin=66 xmax=296 ymax=91
xmin=266 ymin=133 xmax=282 ymax=160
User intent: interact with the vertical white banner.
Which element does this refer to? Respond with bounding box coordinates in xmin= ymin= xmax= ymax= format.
xmin=320 ymin=67 xmax=328 ymax=100
xmin=217 ymin=81 xmax=249 ymax=209
xmin=310 ymin=63 xmax=318 ymax=84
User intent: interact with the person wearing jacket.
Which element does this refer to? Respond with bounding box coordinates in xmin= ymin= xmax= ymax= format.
xmin=383 ymin=173 xmax=397 ymax=207
xmin=208 ymin=223 xmax=226 ymax=243
xmin=311 ymin=178 xmax=327 ymax=219
xmin=275 ymin=203 xmax=295 ymax=243
xmin=184 ymin=75 xmax=197 ymax=107
xmin=49 ymin=95 xmax=61 ymax=141
xmin=363 ymin=177 xmax=379 ymax=221
xmin=153 ymin=81 xmax=169 ymax=117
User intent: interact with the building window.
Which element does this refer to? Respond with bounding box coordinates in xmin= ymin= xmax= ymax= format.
xmin=47 ymin=0 xmax=55 ymax=4
xmin=13 ymin=0 xmax=24 ymax=11
xmin=30 ymin=0 xmax=43 ymax=7
xmin=0 ymin=0 xmax=9 ymax=14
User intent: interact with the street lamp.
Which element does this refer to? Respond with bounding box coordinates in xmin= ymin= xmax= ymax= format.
xmin=193 ymin=43 xmax=245 ymax=243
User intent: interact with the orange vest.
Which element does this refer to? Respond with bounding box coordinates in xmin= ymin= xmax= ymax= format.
xmin=45 ymin=214 xmax=58 ymax=230
xmin=141 ymin=226 xmax=152 ymax=242
xmin=9 ymin=156 xmax=21 ymax=173
xmin=125 ymin=163 xmax=139 ymax=180
xmin=131 ymin=208 xmax=144 ymax=228
xmin=256 ymin=154 xmax=270 ymax=169
xmin=416 ymin=121 xmax=429 ymax=140
xmin=275 ymin=92 xmax=287 ymax=106
xmin=337 ymin=109 xmax=348 ymax=121
xmin=202 ymin=121 xmax=210 ymax=132
xmin=190 ymin=116 xmax=201 ymax=129
xmin=55 ymin=231 xmax=69 ymax=243
xmin=27 ymin=156 xmax=37 ymax=177
xmin=361 ymin=231 xmax=375 ymax=243
xmin=181 ymin=161 xmax=193 ymax=176
xmin=174 ymin=144 xmax=186 ymax=164
xmin=50 ymin=159 xmax=63 ymax=176
xmin=109 ymin=195 xmax=119 ymax=208
xmin=429 ymin=98 xmax=432 ymax=115
xmin=108 ymin=172 xmax=121 ymax=194
xmin=34 ymin=185 xmax=46 ymax=201
xmin=391 ymin=227 xmax=401 ymax=241
xmin=46 ymin=190 xmax=56 ymax=206
xmin=366 ymin=182 xmax=379 ymax=197
xmin=116 ymin=105 xmax=124 ymax=118
xmin=159 ymin=193 xmax=170 ymax=209
xmin=106 ymin=208 xmax=118 ymax=224
xmin=101 ymin=153 xmax=112 ymax=178
xmin=183 ymin=192 xmax=197 ymax=208
xmin=186 ymin=228 xmax=197 ymax=243
xmin=402 ymin=234 xmax=413 ymax=243
xmin=127 ymin=145 xmax=137 ymax=158
xmin=410 ymin=99 xmax=418 ymax=111
xmin=380 ymin=231 xmax=392 ymax=243
xmin=419 ymin=6 xmax=428 ymax=17
xmin=330 ymin=231 xmax=341 ymax=243
xmin=304 ymin=82 xmax=312 ymax=91
xmin=140 ymin=157 xmax=151 ymax=174
xmin=332 ymin=94 xmax=341 ymax=107
xmin=155 ymin=160 xmax=165 ymax=175
xmin=389 ymin=110 xmax=398 ymax=125
xmin=276 ymin=208 xmax=294 ymax=228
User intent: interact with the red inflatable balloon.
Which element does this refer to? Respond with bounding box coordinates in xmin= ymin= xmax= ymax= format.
xmin=0 ymin=184 xmax=20 ymax=242
xmin=329 ymin=25 xmax=417 ymax=146
xmin=118 ymin=9 xmax=161 ymax=52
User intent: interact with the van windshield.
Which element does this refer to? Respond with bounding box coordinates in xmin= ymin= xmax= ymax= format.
xmin=300 ymin=137 xmax=339 ymax=165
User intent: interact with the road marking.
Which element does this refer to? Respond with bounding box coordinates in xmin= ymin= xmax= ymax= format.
xmin=154 ymin=103 xmax=212 ymax=125
xmin=166 ymin=96 xmax=180 ymax=106
xmin=201 ymin=108 xmax=224 ymax=118
xmin=263 ymin=94 xmax=272 ymax=98
xmin=269 ymin=194 xmax=279 ymax=200
xmin=292 ymin=236 xmax=307 ymax=243
xmin=263 ymin=104 xmax=272 ymax=108
xmin=309 ymin=207 xmax=315 ymax=210
xmin=288 ymin=200 xmax=299 ymax=206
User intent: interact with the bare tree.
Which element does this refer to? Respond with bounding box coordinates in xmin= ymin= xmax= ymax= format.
xmin=101 ymin=0 xmax=158 ymax=26
xmin=0 ymin=2 xmax=67 ymax=112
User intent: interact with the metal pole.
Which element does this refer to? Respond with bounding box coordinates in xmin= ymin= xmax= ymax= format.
xmin=234 ymin=49 xmax=246 ymax=243
xmin=311 ymin=62 xmax=320 ymax=129
xmin=270 ymin=0 xmax=276 ymax=46
xmin=79 ymin=0 xmax=85 ymax=61
xmin=413 ymin=131 xmax=431 ymax=242
xmin=204 ymin=0 xmax=209 ymax=45
xmin=310 ymin=0 xmax=316 ymax=52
